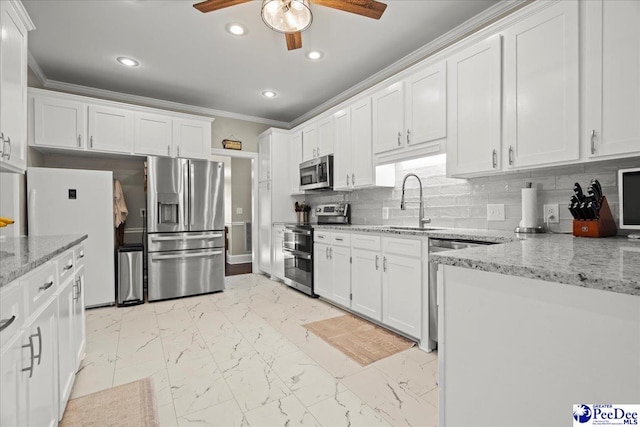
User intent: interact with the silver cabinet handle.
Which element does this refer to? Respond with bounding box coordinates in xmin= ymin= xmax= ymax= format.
xmin=89 ymin=136 xmax=93 ymax=148
xmin=1 ymin=136 xmax=11 ymax=160
xmin=73 ymin=276 xmax=80 ymax=301
xmin=177 ymin=145 xmax=181 ymax=157
xmin=317 ymin=147 xmax=320 ymax=157
xmin=77 ymin=251 xmax=85 ymax=259
xmin=590 ymin=129 xmax=596 ymax=154
xmin=334 ymin=237 xmax=344 ymax=241
xmin=492 ymin=149 xmax=497 ymax=169
xmin=346 ymin=174 xmax=350 ymax=186
xmin=0 ymin=315 xmax=16 ymax=332
xmin=78 ymin=134 xmax=82 ymax=147
xmin=313 ymin=148 xmax=317 ymax=158
xmin=407 ymin=129 xmax=411 ymax=144
xmin=352 ymin=173 xmax=355 ymax=186
xmin=397 ymin=131 xmax=401 ymax=146
xmin=22 ymin=334 xmax=35 ymax=378
xmin=168 ymin=145 xmax=171 ymax=156
xmin=39 ymin=280 xmax=54 ymax=291
xmin=329 ymin=247 xmax=333 ymax=259
xmin=326 ymin=246 xmax=329 ymax=259
xmin=375 ymin=255 xmax=379 ymax=270
xmin=383 ymin=256 xmax=387 ymax=272
xmin=508 ymin=146 xmax=514 ymax=166
xmin=267 ymin=171 xmax=270 ymax=180
xmin=63 ymin=263 xmax=73 ymax=271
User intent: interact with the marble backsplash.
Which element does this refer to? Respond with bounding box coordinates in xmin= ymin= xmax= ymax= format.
xmin=305 ymin=154 xmax=640 ymax=233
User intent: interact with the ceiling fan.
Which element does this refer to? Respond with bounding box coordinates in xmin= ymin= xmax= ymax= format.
xmin=193 ymin=0 xmax=388 ymax=50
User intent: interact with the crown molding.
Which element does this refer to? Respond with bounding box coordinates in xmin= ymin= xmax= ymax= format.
xmin=27 ymin=51 xmax=47 ymax=87
xmin=289 ymin=0 xmax=532 ymax=127
xmin=11 ymin=0 xmax=35 ymax=31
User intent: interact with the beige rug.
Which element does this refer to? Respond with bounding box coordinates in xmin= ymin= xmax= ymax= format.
xmin=60 ymin=378 xmax=158 ymax=427
xmin=304 ymin=314 xmax=415 ymax=366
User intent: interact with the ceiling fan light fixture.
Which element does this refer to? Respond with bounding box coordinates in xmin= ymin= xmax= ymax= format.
xmin=261 ymin=0 xmax=312 ymax=33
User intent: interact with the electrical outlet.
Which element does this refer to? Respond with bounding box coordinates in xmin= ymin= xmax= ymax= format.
xmin=544 ymin=204 xmax=560 ymax=224
xmin=140 ymin=208 xmax=146 ymax=218
xmin=236 ymin=207 xmax=243 ymax=215
xmin=487 ymin=204 xmax=505 ymax=221
xmin=382 ymin=207 xmax=389 ymax=220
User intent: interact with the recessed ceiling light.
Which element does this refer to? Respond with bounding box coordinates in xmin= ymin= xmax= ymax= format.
xmin=306 ymin=50 xmax=323 ymax=60
xmin=116 ymin=57 xmax=139 ymax=67
xmin=226 ymin=23 xmax=246 ymax=36
xmin=261 ymin=90 xmax=277 ymax=98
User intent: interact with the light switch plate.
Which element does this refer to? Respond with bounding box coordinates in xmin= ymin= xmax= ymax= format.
xmin=236 ymin=207 xmax=243 ymax=215
xmin=487 ymin=204 xmax=505 ymax=221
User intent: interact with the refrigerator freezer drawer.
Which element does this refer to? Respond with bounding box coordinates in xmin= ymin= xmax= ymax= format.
xmin=147 ymin=248 xmax=225 ymax=301
xmin=147 ymin=231 xmax=224 ymax=253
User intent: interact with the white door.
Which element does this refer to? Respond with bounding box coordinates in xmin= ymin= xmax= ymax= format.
xmin=446 ymin=34 xmax=502 ymax=176
xmin=405 ymin=61 xmax=447 ymax=147
xmin=372 ymin=81 xmax=404 ymax=154
xmin=258 ymin=134 xmax=271 ymax=181
xmin=258 ymin=180 xmax=271 ymax=274
xmin=313 ymin=242 xmax=332 ymax=299
xmin=351 ymin=248 xmax=382 ymax=321
xmin=133 ymin=112 xmax=173 ymax=157
xmin=33 ymin=96 xmax=86 ymax=149
xmin=87 ymin=105 xmax=133 ymax=154
xmin=302 ymin=123 xmax=318 ymax=161
xmin=585 ymin=0 xmax=640 ymax=158
xmin=174 ymin=118 xmax=210 ymax=160
xmin=503 ymin=0 xmax=579 ymax=168
xmin=317 ymin=116 xmax=334 ymax=157
xmin=0 ymin=1 xmax=28 ymax=171
xmin=57 ymin=276 xmax=76 ymax=415
xmin=350 ymin=98 xmax=373 ymax=188
xmin=0 ymin=331 xmax=26 ymax=427
xmin=382 ymin=254 xmax=421 ymax=338
xmin=289 ymin=131 xmax=302 ymax=194
xmin=331 ymin=244 xmax=351 ymax=308
xmin=333 ymin=109 xmax=352 ymax=190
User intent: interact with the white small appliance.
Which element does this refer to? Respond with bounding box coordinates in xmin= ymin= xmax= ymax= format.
xmin=27 ymin=167 xmax=115 ymax=307
xmin=619 ymin=167 xmax=640 ymax=231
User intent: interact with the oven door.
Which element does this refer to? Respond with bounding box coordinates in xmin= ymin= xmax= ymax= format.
xmin=283 ymin=248 xmax=313 ymax=294
xmin=283 ymin=227 xmax=313 ymax=253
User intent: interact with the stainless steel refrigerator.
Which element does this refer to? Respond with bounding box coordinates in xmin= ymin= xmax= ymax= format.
xmin=146 ymin=156 xmax=225 ymax=301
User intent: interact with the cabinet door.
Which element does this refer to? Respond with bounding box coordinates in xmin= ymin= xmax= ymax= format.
xmin=302 ymin=123 xmax=318 ymax=161
xmin=331 ymin=244 xmax=351 ymax=308
xmin=351 ymin=248 xmax=382 ymax=321
xmin=87 ymin=105 xmax=133 ymax=154
xmin=382 ymin=254 xmax=421 ymax=338
xmin=33 ymin=96 xmax=86 ymax=150
xmin=73 ymin=267 xmax=86 ymax=368
xmin=133 ymin=112 xmax=173 ymax=157
xmin=333 ymin=109 xmax=352 ymax=190
xmin=350 ymin=98 xmax=373 ymax=188
xmin=174 ymin=118 xmax=210 ymax=160
xmin=57 ymin=276 xmax=76 ymax=416
xmin=372 ymin=81 xmax=404 ymax=154
xmin=258 ymin=134 xmax=271 ymax=181
xmin=405 ymin=61 xmax=446 ymax=147
xmin=290 ymin=131 xmax=302 ymax=194
xmin=503 ymin=0 xmax=579 ymax=168
xmin=0 ymin=1 xmax=28 ymax=171
xmin=313 ymin=242 xmax=332 ymax=299
xmin=446 ymin=34 xmax=502 ymax=176
xmin=273 ymin=233 xmax=285 ymax=280
xmin=25 ymin=300 xmax=58 ymax=427
xmin=317 ymin=116 xmax=334 ymax=157
xmin=0 ymin=331 xmax=26 ymax=427
xmin=258 ymin=181 xmax=271 ymax=274
xmin=585 ymin=0 xmax=640 ymax=158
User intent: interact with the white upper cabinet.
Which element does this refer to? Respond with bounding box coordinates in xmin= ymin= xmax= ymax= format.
xmin=503 ymin=0 xmax=579 ymax=169
xmin=585 ymin=0 xmax=640 ymax=158
xmin=446 ymin=34 xmax=502 ymax=177
xmin=350 ymin=98 xmax=375 ymax=188
xmin=333 ymin=108 xmax=352 ymax=191
xmin=372 ymin=81 xmax=404 ymax=154
xmin=317 ymin=115 xmax=334 ymax=158
xmin=301 ymin=122 xmax=318 ymax=162
xmin=404 ymin=61 xmax=447 ymax=149
xmin=290 ymin=130 xmax=302 ymax=194
xmin=258 ymin=133 xmax=271 ymax=182
xmin=173 ymin=118 xmax=211 ymax=159
xmin=0 ymin=1 xmax=31 ymax=173
xmin=87 ymin=105 xmax=133 ymax=154
xmin=133 ymin=112 xmax=173 ymax=157
xmin=32 ymin=96 xmax=86 ymax=150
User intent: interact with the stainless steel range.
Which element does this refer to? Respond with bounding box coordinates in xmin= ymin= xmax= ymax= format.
xmin=282 ymin=203 xmax=351 ymax=297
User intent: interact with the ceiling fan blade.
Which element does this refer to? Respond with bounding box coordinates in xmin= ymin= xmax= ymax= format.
xmin=193 ymin=0 xmax=251 ymax=13
xmin=310 ymin=0 xmax=387 ymax=20
xmin=285 ymin=32 xmax=302 ymax=50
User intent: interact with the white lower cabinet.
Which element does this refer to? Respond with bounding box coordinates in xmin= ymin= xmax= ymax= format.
xmin=331 ymin=245 xmax=351 ymax=308
xmin=0 ymin=330 xmax=26 ymax=426
xmin=272 ymin=226 xmax=285 ymax=281
xmin=382 ymin=253 xmax=421 ymax=338
xmin=350 ymin=247 xmax=383 ymax=322
xmin=73 ymin=265 xmax=86 ymax=367
xmin=313 ymin=242 xmax=332 ymax=298
xmin=57 ymin=274 xmax=77 ymax=416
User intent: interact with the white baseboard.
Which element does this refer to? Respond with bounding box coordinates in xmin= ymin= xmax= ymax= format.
xmin=226 ymin=252 xmax=252 ymax=265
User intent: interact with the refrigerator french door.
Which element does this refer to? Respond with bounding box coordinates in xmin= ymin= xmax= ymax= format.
xmin=146 ymin=156 xmax=225 ymax=301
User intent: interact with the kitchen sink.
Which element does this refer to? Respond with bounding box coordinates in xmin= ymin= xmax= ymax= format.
xmin=386 ymin=226 xmax=447 ymax=231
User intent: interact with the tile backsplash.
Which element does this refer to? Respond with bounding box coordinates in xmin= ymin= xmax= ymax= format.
xmin=306 ymin=154 xmax=640 ymax=233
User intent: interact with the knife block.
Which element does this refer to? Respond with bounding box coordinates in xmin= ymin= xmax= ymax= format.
xmin=572 ymin=196 xmax=618 ymax=238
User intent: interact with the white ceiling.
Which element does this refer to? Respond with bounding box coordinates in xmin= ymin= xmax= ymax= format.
xmin=23 ymin=0 xmax=501 ymax=124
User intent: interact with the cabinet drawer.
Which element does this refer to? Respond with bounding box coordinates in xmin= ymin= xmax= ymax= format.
xmin=351 ymin=234 xmax=381 ymax=251
xmin=24 ymin=263 xmax=56 ymax=316
xmin=314 ymin=230 xmax=331 ymax=242
xmin=383 ymin=237 xmax=421 ymax=258
xmin=74 ymin=245 xmax=86 ymax=267
xmin=57 ymin=250 xmax=75 ymax=284
xmin=331 ymin=232 xmax=351 ymax=247
xmin=0 ymin=281 xmax=24 ymax=348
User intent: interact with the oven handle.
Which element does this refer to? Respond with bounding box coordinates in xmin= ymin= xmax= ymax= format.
xmin=284 ymin=226 xmax=312 ymax=236
xmin=282 ymin=248 xmax=312 ymax=260
xmin=150 ymin=250 xmax=222 ymax=261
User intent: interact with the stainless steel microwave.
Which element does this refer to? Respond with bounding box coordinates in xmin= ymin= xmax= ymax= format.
xmin=300 ymin=155 xmax=333 ymax=191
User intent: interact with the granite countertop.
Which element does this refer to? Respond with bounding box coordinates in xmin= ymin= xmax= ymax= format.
xmin=0 ymin=235 xmax=88 ymax=288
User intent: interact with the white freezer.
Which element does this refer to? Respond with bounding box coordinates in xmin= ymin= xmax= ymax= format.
xmin=27 ymin=167 xmax=115 ymax=307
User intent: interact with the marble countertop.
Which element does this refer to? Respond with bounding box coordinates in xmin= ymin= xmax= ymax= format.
xmin=0 ymin=235 xmax=87 ymax=288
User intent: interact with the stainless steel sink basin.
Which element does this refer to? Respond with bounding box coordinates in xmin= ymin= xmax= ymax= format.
xmin=387 ymin=226 xmax=447 ymax=232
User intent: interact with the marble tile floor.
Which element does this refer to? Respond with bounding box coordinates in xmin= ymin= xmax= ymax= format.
xmin=72 ymin=273 xmax=438 ymax=427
